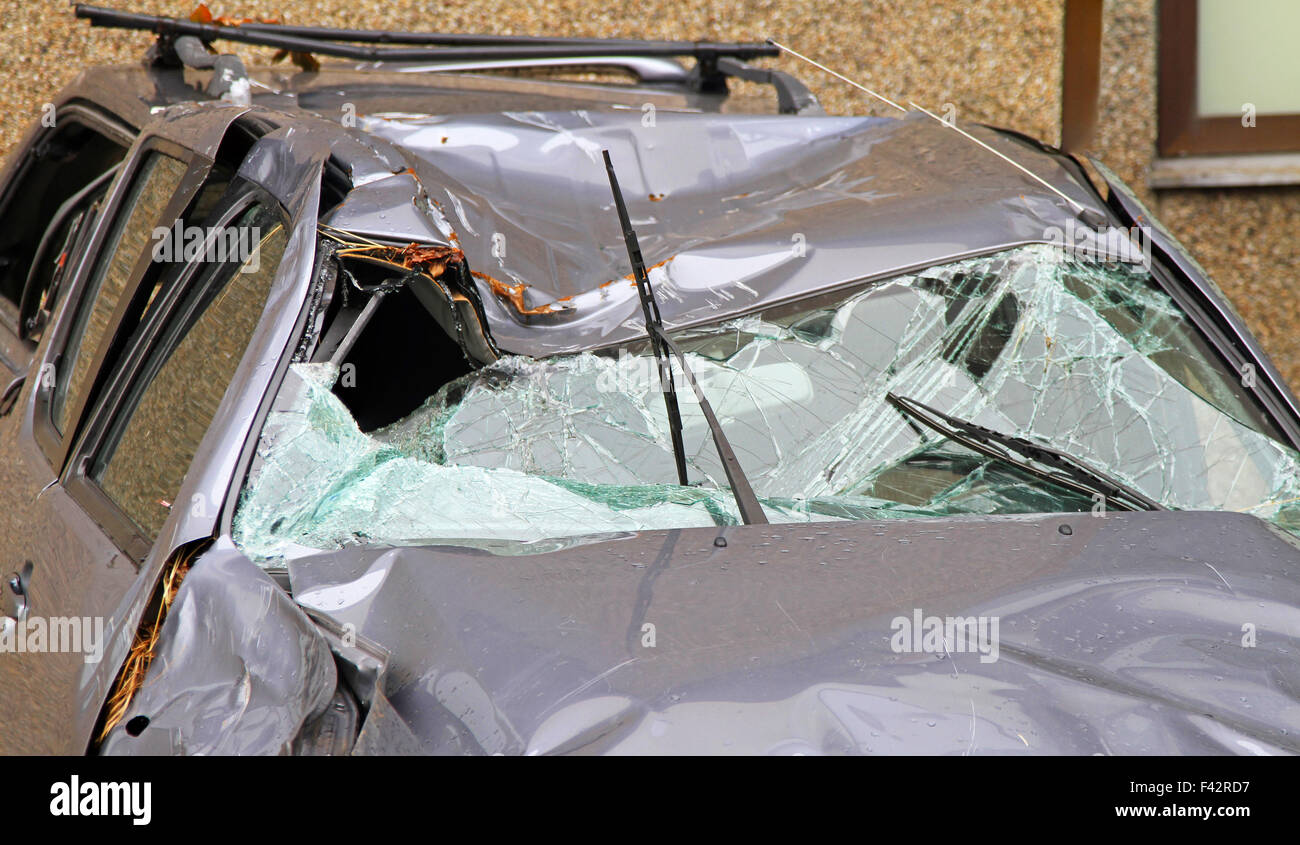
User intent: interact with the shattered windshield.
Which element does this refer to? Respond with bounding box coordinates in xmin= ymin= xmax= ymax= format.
xmin=233 ymin=244 xmax=1300 ymax=562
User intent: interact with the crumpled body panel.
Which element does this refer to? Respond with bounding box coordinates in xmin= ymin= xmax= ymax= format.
xmin=100 ymin=545 xmax=337 ymax=755
xmin=364 ymin=109 xmax=1100 ymax=355
xmin=105 ymin=511 xmax=1300 ymax=755
xmin=278 ymin=511 xmax=1300 ymax=755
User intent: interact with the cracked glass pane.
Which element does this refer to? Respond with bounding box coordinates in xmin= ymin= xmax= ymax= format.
xmin=233 ymin=244 xmax=1300 ymax=563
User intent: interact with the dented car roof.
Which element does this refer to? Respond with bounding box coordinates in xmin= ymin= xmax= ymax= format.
xmin=62 ymin=62 xmax=1105 ymax=357
xmin=355 ymin=109 xmax=1100 ymax=356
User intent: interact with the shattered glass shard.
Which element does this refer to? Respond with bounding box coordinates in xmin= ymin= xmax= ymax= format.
xmin=232 ymin=363 xmax=876 ymax=562
xmin=233 ymin=245 xmax=1300 ymax=563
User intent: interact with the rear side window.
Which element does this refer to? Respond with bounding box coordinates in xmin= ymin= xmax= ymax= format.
xmin=50 ymin=153 xmax=188 ymax=434
xmin=93 ymin=205 xmax=286 ymax=538
xmin=0 ymin=118 xmax=127 ymax=317
xmin=18 ymin=163 xmax=119 ymax=345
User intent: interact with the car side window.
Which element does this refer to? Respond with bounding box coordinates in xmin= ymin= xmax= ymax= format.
xmin=19 ymin=164 xmax=120 ymax=345
xmin=50 ymin=153 xmax=189 ymax=435
xmin=0 ymin=117 xmax=129 ymax=326
xmin=90 ymin=203 xmax=287 ymax=539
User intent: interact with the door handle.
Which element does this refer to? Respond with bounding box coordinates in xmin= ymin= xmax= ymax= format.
xmin=2 ymin=561 xmax=32 ymax=624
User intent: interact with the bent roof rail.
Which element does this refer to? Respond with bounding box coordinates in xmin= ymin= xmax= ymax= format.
xmin=72 ymin=5 xmax=810 ymax=105
xmin=73 ymin=5 xmax=777 ymax=64
xmin=391 ymin=56 xmax=692 ymax=84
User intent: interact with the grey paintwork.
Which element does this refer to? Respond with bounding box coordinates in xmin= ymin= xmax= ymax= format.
xmin=99 ymin=541 xmax=337 ymax=755
xmin=367 ymin=109 xmax=1101 ymax=357
xmin=105 ymin=511 xmax=1300 ymax=755
xmin=156 ymin=124 xmax=329 ymax=556
xmin=2 ymin=57 xmax=1298 ymax=754
xmin=0 ymin=103 xmax=262 ymax=753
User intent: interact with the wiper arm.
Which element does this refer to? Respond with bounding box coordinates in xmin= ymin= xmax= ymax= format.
xmin=886 ymin=392 xmax=1165 ymax=512
xmin=603 ymin=150 xmax=689 ymax=488
xmin=603 ymin=150 xmax=768 ymax=525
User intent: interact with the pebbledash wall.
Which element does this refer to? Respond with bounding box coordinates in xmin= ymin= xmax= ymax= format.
xmin=2 ymin=0 xmax=1296 ymax=386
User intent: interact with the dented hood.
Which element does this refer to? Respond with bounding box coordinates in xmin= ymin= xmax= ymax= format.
xmin=278 ymin=510 xmax=1300 ymax=755
xmin=358 ymin=109 xmax=1101 ymax=355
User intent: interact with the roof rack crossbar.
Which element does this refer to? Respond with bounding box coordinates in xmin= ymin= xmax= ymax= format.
xmin=222 ymin=22 xmax=736 ymax=50
xmin=73 ymin=5 xmax=779 ymax=64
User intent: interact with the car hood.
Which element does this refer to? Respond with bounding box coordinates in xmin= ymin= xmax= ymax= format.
xmin=103 ymin=510 xmax=1300 ymax=754
xmin=277 ymin=510 xmax=1300 ymax=754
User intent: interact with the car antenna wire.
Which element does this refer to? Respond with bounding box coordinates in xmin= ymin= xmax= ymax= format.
xmin=766 ymin=38 xmax=1089 ymax=214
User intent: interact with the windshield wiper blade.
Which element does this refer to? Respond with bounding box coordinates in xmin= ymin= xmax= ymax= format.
xmin=602 ymin=150 xmax=689 ymax=488
xmin=886 ymin=392 xmax=1165 ymax=512
xmin=603 ymin=150 xmax=768 ymax=525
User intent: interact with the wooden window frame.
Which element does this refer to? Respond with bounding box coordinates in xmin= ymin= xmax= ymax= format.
xmin=1158 ymin=0 xmax=1300 ymax=156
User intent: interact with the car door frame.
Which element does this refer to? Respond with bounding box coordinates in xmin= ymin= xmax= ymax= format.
xmin=61 ymin=178 xmax=294 ymax=562
xmin=29 ymin=133 xmax=219 ymax=501
xmin=0 ymin=105 xmax=265 ymax=752
xmin=140 ymin=121 xmax=335 ymax=558
xmin=62 ymin=120 xmax=330 ymax=749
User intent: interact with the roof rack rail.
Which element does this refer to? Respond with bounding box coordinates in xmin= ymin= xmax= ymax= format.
xmin=72 ymin=5 xmax=777 ymax=64
xmin=392 ymin=56 xmax=692 ymax=85
xmin=72 ymin=5 xmax=821 ymax=112
xmin=185 ymin=21 xmax=753 ymax=50
xmin=76 ymin=4 xmax=821 ymax=110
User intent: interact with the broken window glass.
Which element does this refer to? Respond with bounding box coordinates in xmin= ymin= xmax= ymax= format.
xmin=233 ymin=244 xmax=1300 ymax=563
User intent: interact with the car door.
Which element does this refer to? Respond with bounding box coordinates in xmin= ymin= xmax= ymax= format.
xmin=0 ymin=109 xmax=259 ymax=753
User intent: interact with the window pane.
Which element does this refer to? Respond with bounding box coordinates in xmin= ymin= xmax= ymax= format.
xmin=96 ymin=208 xmax=286 ymax=539
xmin=51 ymin=153 xmax=187 ymax=434
xmin=1197 ymin=0 xmax=1300 ymax=116
xmin=0 ymin=120 xmax=127 ymax=309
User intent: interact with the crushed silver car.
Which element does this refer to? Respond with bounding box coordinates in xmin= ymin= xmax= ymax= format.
xmin=1 ymin=5 xmax=1299 ymax=755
